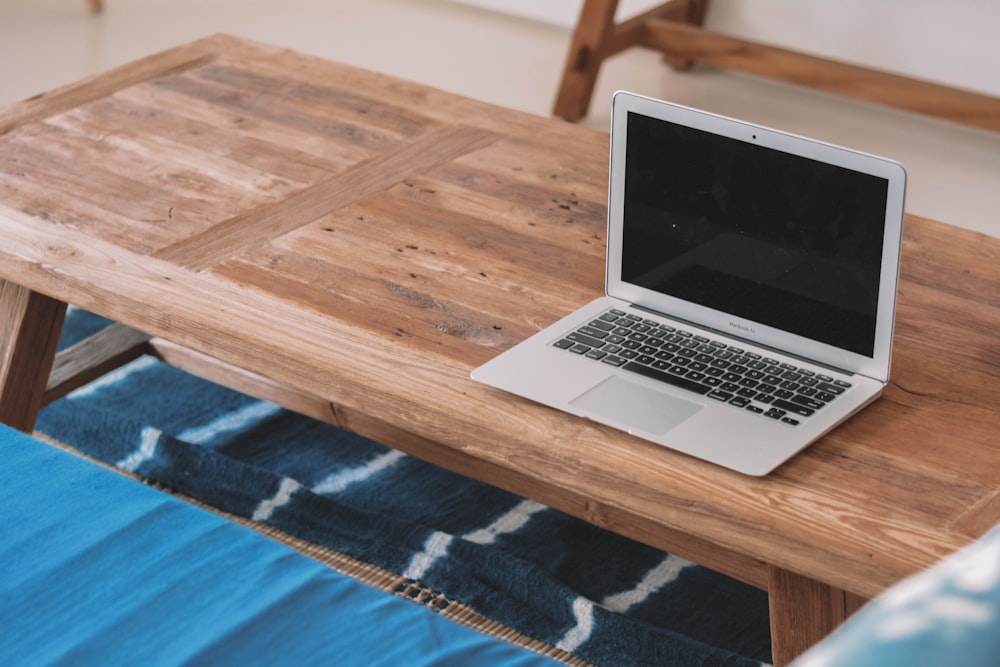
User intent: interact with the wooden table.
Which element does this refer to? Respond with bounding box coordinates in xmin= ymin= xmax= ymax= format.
xmin=2 ymin=34 xmax=999 ymax=665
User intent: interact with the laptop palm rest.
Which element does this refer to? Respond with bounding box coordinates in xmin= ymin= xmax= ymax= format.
xmin=570 ymin=376 xmax=702 ymax=435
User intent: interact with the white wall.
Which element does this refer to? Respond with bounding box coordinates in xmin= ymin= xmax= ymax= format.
xmin=455 ymin=0 xmax=1000 ymax=96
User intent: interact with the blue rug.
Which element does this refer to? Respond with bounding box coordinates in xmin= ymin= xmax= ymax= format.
xmin=36 ymin=308 xmax=772 ymax=667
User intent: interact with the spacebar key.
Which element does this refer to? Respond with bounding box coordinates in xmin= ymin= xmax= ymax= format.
xmin=622 ymin=362 xmax=711 ymax=395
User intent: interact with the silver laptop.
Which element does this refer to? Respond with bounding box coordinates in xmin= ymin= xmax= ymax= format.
xmin=472 ymin=91 xmax=906 ymax=476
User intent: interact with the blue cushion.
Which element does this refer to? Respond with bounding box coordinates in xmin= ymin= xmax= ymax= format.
xmin=0 ymin=424 xmax=557 ymax=666
xmin=792 ymin=523 xmax=1000 ymax=666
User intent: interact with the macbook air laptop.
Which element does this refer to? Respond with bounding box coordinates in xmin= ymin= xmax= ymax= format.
xmin=472 ymin=91 xmax=906 ymax=476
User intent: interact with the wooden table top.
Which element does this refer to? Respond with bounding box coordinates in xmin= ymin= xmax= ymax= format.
xmin=2 ymin=34 xmax=999 ymax=609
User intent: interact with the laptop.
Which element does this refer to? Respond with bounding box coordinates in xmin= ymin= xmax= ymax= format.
xmin=471 ymin=91 xmax=906 ymax=476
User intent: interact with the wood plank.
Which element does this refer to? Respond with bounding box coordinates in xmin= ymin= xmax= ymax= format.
xmin=44 ymin=323 xmax=152 ymax=406
xmin=0 ymin=39 xmax=217 ymax=136
xmin=642 ymin=19 xmax=1000 ymax=133
xmin=147 ymin=337 xmax=340 ymax=425
xmin=152 ymin=124 xmax=499 ymax=271
xmin=0 ymin=282 xmax=66 ymax=431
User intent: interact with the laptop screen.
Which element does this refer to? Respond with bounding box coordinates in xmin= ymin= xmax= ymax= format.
xmin=621 ymin=111 xmax=889 ymax=358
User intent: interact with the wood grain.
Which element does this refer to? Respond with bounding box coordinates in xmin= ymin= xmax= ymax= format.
xmin=1 ymin=34 xmax=998 ymax=663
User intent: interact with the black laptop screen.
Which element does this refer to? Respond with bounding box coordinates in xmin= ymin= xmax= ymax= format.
xmin=622 ymin=111 xmax=889 ymax=357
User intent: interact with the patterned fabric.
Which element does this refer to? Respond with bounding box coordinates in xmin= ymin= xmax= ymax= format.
xmin=36 ymin=308 xmax=773 ymax=667
xmin=792 ymin=524 xmax=1000 ymax=666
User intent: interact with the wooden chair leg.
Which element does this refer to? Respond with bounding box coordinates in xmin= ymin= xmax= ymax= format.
xmin=553 ymin=0 xmax=621 ymax=122
xmin=552 ymin=0 xmax=713 ymax=122
xmin=87 ymin=0 xmax=103 ymax=13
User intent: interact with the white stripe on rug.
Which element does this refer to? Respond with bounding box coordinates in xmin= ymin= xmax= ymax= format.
xmin=252 ymin=477 xmax=302 ymax=522
xmin=67 ymin=356 xmax=159 ymax=399
xmin=602 ymin=553 xmax=695 ymax=613
xmin=116 ymin=426 xmax=162 ymax=473
xmin=404 ymin=531 xmax=454 ymax=580
xmin=402 ymin=499 xmax=551 ymax=580
xmin=312 ymin=449 xmax=407 ymax=495
xmin=464 ymin=499 xmax=547 ymax=545
xmin=556 ymin=597 xmax=595 ymax=653
xmin=179 ymin=401 xmax=282 ymax=445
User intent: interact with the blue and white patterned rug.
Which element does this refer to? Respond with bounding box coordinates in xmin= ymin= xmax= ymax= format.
xmin=37 ymin=308 xmax=772 ymax=667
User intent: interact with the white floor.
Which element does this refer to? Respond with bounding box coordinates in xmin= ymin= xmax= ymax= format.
xmin=2 ymin=0 xmax=998 ymax=238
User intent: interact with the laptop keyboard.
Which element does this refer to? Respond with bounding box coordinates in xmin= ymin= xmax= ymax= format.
xmin=554 ymin=308 xmax=852 ymax=427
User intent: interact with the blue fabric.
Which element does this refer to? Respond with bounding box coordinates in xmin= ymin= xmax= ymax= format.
xmin=791 ymin=523 xmax=1000 ymax=667
xmin=34 ymin=308 xmax=773 ymax=666
xmin=0 ymin=424 xmax=558 ymax=667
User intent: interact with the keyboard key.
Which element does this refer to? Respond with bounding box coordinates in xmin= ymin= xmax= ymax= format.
xmin=623 ymin=362 xmax=711 ymax=395
xmin=567 ymin=331 xmax=605 ymax=348
xmin=771 ymin=399 xmax=815 ymax=417
xmin=790 ymin=395 xmax=825 ymax=411
xmin=707 ymin=389 xmax=733 ymax=402
xmin=579 ymin=326 xmax=609 ymax=339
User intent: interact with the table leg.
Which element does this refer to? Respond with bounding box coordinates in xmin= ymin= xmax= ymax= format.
xmin=0 ymin=281 xmax=67 ymax=432
xmin=768 ymin=565 xmax=866 ymax=666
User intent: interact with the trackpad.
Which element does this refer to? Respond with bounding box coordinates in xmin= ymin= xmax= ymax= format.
xmin=570 ymin=376 xmax=702 ymax=435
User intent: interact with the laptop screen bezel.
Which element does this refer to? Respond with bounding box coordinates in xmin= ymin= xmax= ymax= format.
xmin=605 ymin=91 xmax=906 ymax=382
